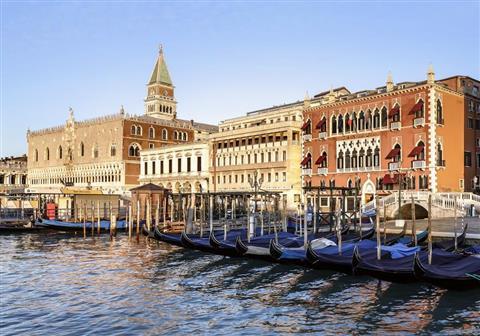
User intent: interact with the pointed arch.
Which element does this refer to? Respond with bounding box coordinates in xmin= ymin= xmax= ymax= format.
xmin=337 ymin=114 xmax=344 ymax=133
xmin=331 ymin=115 xmax=337 ymax=134
xmin=162 ymin=128 xmax=168 ymax=140
xmin=149 ymin=126 xmax=155 ymax=139
xmin=358 ymin=111 xmax=365 ymax=131
xmin=373 ymin=108 xmax=380 ymax=128
xmin=381 ymin=106 xmax=388 ymax=127
xmin=128 ymin=143 xmax=141 ymax=157
xmin=436 ymin=99 xmax=443 ymax=124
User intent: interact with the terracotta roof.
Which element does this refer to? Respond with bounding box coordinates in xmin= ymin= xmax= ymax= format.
xmin=130 ymin=183 xmax=166 ymax=192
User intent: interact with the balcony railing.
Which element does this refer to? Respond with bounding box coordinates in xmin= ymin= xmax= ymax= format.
xmin=318 ymin=132 xmax=327 ymax=140
xmin=412 ymin=160 xmax=426 ymax=169
xmin=413 ymin=117 xmax=425 ymax=128
xmin=388 ymin=161 xmax=400 ymax=171
xmin=390 ymin=121 xmax=401 ymax=130
xmin=317 ymin=167 xmax=328 ymax=175
xmin=302 ymin=168 xmax=312 ymax=175
xmin=303 ymin=134 xmax=312 ymax=142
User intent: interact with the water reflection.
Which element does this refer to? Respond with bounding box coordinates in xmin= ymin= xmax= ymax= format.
xmin=1 ymin=233 xmax=479 ymax=335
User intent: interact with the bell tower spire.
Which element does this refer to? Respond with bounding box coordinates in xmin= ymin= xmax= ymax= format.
xmin=144 ymin=46 xmax=177 ymax=119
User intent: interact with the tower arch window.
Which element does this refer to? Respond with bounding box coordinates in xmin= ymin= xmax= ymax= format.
xmin=149 ymin=127 xmax=155 ymax=139
xmin=359 ymin=148 xmax=365 ymax=168
xmin=162 ymin=129 xmax=168 ymax=140
xmin=173 ymin=131 xmax=178 ymax=140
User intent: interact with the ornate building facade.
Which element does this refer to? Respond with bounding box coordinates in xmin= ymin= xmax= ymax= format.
xmin=302 ymin=69 xmax=480 ymax=204
xmin=209 ymin=102 xmax=305 ymax=210
xmin=0 ymin=155 xmax=28 ymax=194
xmin=139 ymin=141 xmax=210 ymax=193
xmin=27 ymin=48 xmax=217 ymax=194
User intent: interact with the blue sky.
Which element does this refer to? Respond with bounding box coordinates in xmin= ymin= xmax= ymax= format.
xmin=1 ymin=1 xmax=479 ymax=156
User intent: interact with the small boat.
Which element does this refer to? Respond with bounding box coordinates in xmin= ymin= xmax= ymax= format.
xmin=353 ymin=244 xmax=421 ymax=283
xmin=432 ymin=224 xmax=469 ymax=251
xmin=397 ymin=229 xmax=429 ymax=247
xmin=36 ymin=218 xmax=127 ymax=232
xmin=153 ymin=226 xmax=184 ymax=247
xmin=306 ymin=239 xmax=378 ymax=274
xmin=414 ymin=250 xmax=480 ymax=290
xmin=384 ymin=221 xmax=408 ymax=245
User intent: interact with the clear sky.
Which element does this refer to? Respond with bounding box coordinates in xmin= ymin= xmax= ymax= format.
xmin=1 ymin=1 xmax=479 ymax=157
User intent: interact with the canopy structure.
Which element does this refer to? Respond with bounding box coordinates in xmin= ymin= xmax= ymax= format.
xmin=300 ymin=154 xmax=311 ymax=166
xmin=315 ymin=154 xmax=327 ymax=165
xmin=301 ymin=120 xmax=311 ymax=131
xmin=389 ymin=106 xmax=400 ymax=117
xmin=385 ymin=147 xmax=400 ymax=159
xmin=315 ymin=119 xmax=326 ymax=129
xmin=382 ymin=174 xmax=397 ymax=185
xmin=409 ymin=101 xmax=424 ymax=115
xmin=408 ymin=145 xmax=425 ymax=157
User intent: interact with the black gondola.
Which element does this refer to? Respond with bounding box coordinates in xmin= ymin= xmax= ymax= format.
xmin=153 ymin=226 xmax=184 ymax=247
xmin=414 ymin=250 xmax=480 ymax=290
xmin=432 ymin=224 xmax=469 ymax=251
xmin=384 ymin=221 xmax=408 ymax=245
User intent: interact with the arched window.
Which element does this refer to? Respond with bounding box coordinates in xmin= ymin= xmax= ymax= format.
xmin=319 ymin=116 xmax=327 ymax=132
xmin=58 ymin=146 xmax=63 ymax=159
xmin=359 ymin=148 xmax=365 ymax=168
xmin=34 ymin=149 xmax=38 ymax=162
xmin=128 ymin=143 xmax=141 ymax=157
xmin=45 ymin=147 xmax=50 ymax=161
xmin=352 ymin=149 xmax=358 ymax=168
xmin=110 ymin=144 xmax=116 ymax=157
xmin=337 ymin=151 xmax=344 ymax=169
xmin=358 ymin=111 xmax=365 ymax=131
xmin=319 ymin=152 xmax=327 ymax=168
xmin=136 ymin=126 xmax=142 ymax=136
xmin=347 ymin=179 xmax=353 ymax=189
xmin=183 ymin=132 xmax=187 ymax=141
xmin=338 ymin=114 xmax=344 ymax=133
xmin=345 ymin=149 xmax=351 ymax=168
xmin=374 ymin=147 xmax=380 ymax=167
xmin=366 ymin=148 xmax=373 ymax=167
xmin=365 ymin=110 xmax=372 ymax=130
xmin=436 ymin=100 xmax=443 ymax=124
xmin=92 ymin=144 xmax=99 ymax=158
xmin=413 ymin=99 xmax=424 ymax=118
xmin=331 ymin=116 xmax=337 ymax=134
xmin=373 ymin=109 xmax=380 ymax=128
xmin=162 ymin=129 xmax=168 ymax=140
xmin=437 ymin=143 xmax=444 ymax=166
xmin=352 ymin=112 xmax=357 ymax=132
xmin=302 ymin=153 xmax=312 ymax=169
xmin=415 ymin=141 xmax=425 ymax=160
xmin=131 ymin=125 xmax=136 ymax=135
xmin=149 ymin=127 xmax=155 ymax=139
xmin=392 ymin=103 xmax=401 ymax=122
xmin=80 ymin=142 xmax=85 ymax=157
xmin=345 ymin=113 xmax=351 ymax=132
xmin=394 ymin=143 xmax=401 ymax=162
xmin=381 ymin=107 xmax=388 ymax=127
xmin=174 ymin=131 xmax=178 ymax=140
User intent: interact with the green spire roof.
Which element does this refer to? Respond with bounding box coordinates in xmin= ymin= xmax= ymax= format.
xmin=148 ymin=47 xmax=172 ymax=85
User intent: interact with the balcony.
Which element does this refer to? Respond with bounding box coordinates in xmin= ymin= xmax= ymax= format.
xmin=317 ymin=167 xmax=328 ymax=175
xmin=390 ymin=121 xmax=401 ymax=130
xmin=411 ymin=160 xmax=426 ymax=170
xmin=388 ymin=161 xmax=400 ymax=171
xmin=413 ymin=117 xmax=425 ymax=128
xmin=318 ymin=132 xmax=327 ymax=140
xmin=302 ymin=168 xmax=312 ymax=175
xmin=303 ymin=134 xmax=312 ymax=142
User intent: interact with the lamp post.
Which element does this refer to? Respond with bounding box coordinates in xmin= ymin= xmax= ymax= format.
xmin=248 ymin=170 xmax=264 ymax=237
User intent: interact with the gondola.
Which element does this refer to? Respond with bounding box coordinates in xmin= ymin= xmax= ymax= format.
xmin=384 ymin=221 xmax=408 ymax=245
xmin=153 ymin=226 xmax=184 ymax=247
xmin=36 ymin=218 xmax=127 ymax=232
xmin=414 ymin=250 xmax=480 ymax=290
xmin=397 ymin=229 xmax=429 ymax=247
xmin=306 ymin=239 xmax=378 ymax=274
xmin=432 ymin=224 xmax=469 ymax=251
xmin=209 ymin=230 xmax=244 ymax=257
xmin=181 ymin=230 xmax=246 ymax=257
xmin=352 ymin=244 xmax=421 ymax=283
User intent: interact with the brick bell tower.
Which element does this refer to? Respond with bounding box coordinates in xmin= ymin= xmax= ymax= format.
xmin=144 ymin=46 xmax=177 ymax=119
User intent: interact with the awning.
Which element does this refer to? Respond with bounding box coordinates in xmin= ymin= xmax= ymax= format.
xmin=389 ymin=106 xmax=400 ymax=117
xmin=408 ymin=145 xmax=425 ymax=157
xmin=315 ymin=154 xmax=327 ymax=165
xmin=301 ymin=120 xmax=311 ymax=131
xmin=385 ymin=147 xmax=400 ymax=159
xmin=315 ymin=119 xmax=326 ymax=129
xmin=409 ymin=101 xmax=424 ymax=115
xmin=382 ymin=174 xmax=399 ymax=185
xmin=300 ymin=155 xmax=311 ymax=166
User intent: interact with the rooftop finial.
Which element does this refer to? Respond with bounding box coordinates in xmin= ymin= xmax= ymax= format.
xmin=68 ymin=106 xmax=74 ymax=118
xmin=427 ymin=64 xmax=435 ymax=84
xmin=304 ymin=90 xmax=310 ymax=101
xmin=159 ymin=44 xmax=163 ymax=54
xmin=120 ymin=105 xmax=125 ymax=115
xmin=386 ymin=71 xmax=394 ymax=92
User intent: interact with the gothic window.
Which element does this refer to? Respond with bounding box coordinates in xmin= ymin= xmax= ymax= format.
xmin=437 ymin=143 xmax=444 ymax=166
xmin=110 ymin=144 xmax=116 ymax=157
xmin=436 ymin=99 xmax=443 ymax=124
xmin=373 ymin=109 xmax=380 ymax=128
xmin=414 ymin=99 xmax=425 ymax=118
xmin=381 ymin=107 xmax=388 ymax=127
xmin=131 ymin=125 xmax=136 ymax=135
xmin=365 ymin=110 xmax=372 ymax=130
xmin=352 ymin=149 xmax=358 ymax=168
xmin=331 ymin=115 xmax=337 ymax=134
xmin=45 ymin=147 xmax=50 ymax=161
xmin=366 ymin=148 xmax=373 ymax=167
xmin=174 ymin=131 xmax=178 ymax=140
xmin=162 ymin=129 xmax=168 ymax=140
xmin=183 ymin=132 xmax=187 ymax=141
xmin=338 ymin=114 xmax=344 ymax=133
xmin=80 ymin=142 xmax=85 ymax=157
xmin=319 ymin=152 xmax=327 ymax=168
xmin=359 ymin=148 xmax=365 ymax=167
xmin=416 ymin=141 xmax=425 ymax=160
xmin=58 ymin=146 xmax=63 ymax=159
xmin=358 ymin=111 xmax=365 ymax=131
xmin=136 ymin=126 xmax=143 ymax=136
xmin=392 ymin=104 xmax=401 ymax=122
xmin=394 ymin=143 xmax=401 ymax=162
xmin=345 ymin=113 xmax=351 ymax=132
xmin=352 ymin=112 xmax=357 ymax=132
xmin=345 ymin=150 xmax=351 ymax=169
xmin=149 ymin=127 xmax=155 ymax=139
xmin=374 ymin=147 xmax=380 ymax=167
xmin=128 ymin=143 xmax=141 ymax=157
xmin=337 ymin=151 xmax=344 ymax=169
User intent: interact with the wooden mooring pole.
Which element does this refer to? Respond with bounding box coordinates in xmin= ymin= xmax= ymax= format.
xmin=427 ymin=194 xmax=432 ymax=265
xmin=411 ymin=194 xmax=416 ymax=246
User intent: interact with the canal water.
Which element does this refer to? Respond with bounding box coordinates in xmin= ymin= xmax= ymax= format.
xmin=1 ymin=233 xmax=479 ymax=335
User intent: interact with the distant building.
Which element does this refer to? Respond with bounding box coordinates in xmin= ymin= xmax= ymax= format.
xmin=139 ymin=141 xmax=211 ymax=193
xmin=27 ymin=48 xmax=217 ymax=195
xmin=210 ymin=102 xmax=305 ymax=210
xmin=0 ymin=155 xmax=28 ymax=194
xmin=302 ymin=68 xmax=480 ymax=205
